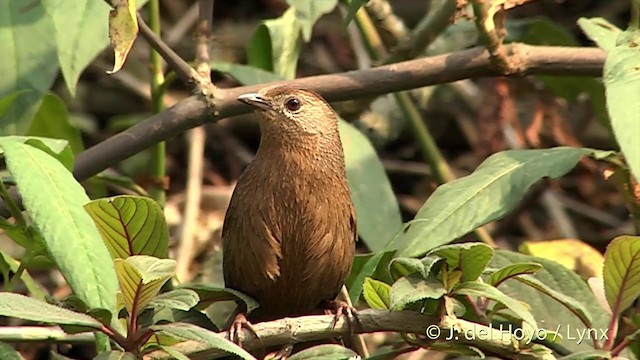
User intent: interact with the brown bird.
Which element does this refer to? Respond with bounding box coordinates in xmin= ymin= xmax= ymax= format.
xmin=222 ymin=85 xmax=357 ymax=341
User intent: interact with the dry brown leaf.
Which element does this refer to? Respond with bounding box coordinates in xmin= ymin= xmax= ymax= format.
xmin=107 ymin=0 xmax=139 ymax=74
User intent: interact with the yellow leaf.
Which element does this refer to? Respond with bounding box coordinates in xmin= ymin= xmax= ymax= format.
xmin=107 ymin=0 xmax=138 ymax=74
xmin=519 ymin=239 xmax=604 ymax=280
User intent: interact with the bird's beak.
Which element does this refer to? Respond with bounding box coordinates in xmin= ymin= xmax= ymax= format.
xmin=237 ymin=93 xmax=271 ymax=111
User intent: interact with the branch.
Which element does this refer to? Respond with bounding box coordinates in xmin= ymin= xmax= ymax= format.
xmin=136 ymin=13 xmax=200 ymax=85
xmin=73 ymin=44 xmax=604 ymax=181
xmin=141 ymin=310 xmax=553 ymax=360
xmin=0 ymin=44 xmax=605 ymax=217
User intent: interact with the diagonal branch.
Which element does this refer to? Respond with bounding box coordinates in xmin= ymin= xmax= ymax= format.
xmin=72 ymin=44 xmax=605 ymax=182
xmin=0 ymin=44 xmax=606 ymax=217
xmin=136 ymin=13 xmax=200 ymax=85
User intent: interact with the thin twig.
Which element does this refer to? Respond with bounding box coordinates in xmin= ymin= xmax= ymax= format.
xmin=471 ymin=0 xmax=512 ymax=73
xmin=353 ymin=3 xmax=496 ymax=247
xmin=365 ymin=0 xmax=409 ymax=48
xmin=0 ymin=44 xmax=608 ymax=217
xmin=175 ymin=1 xmax=214 ymax=283
xmin=383 ymin=0 xmax=458 ymax=64
xmin=136 ymin=13 xmax=200 ymax=85
xmin=338 ymin=286 xmax=369 ymax=357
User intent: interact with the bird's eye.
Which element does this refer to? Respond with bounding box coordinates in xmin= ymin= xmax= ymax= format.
xmin=285 ymin=97 xmax=302 ymax=111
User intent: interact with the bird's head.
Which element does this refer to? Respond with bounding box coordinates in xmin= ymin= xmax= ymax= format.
xmin=237 ymin=85 xmax=338 ymax=137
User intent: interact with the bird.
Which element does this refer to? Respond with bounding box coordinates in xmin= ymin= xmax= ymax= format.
xmin=221 ymin=84 xmax=357 ymax=345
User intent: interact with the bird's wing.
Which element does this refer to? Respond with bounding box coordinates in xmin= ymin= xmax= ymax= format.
xmin=222 ymin=194 xmax=282 ymax=295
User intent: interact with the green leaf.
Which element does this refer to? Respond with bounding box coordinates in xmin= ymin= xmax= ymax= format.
xmin=93 ymin=351 xmax=137 ymax=360
xmin=84 ymin=195 xmax=169 ymax=259
xmin=0 ymin=2 xmax=58 ymax=129
xmin=0 ymin=91 xmax=27 ymax=120
xmin=146 ymin=289 xmax=200 ymax=312
xmin=0 ymin=139 xmax=118 ymax=319
xmin=180 ymin=284 xmax=259 ymax=314
xmin=40 ymin=0 xmax=149 ymax=96
xmin=603 ymin=235 xmax=640 ymax=315
xmin=139 ymin=307 xmax=217 ymax=331
xmin=0 ymin=251 xmax=48 ymax=301
xmin=389 ymin=255 xmax=443 ymax=281
xmin=340 ymin=121 xmax=403 ymax=252
xmin=0 ymin=135 xmax=72 ymax=156
xmin=287 ymin=0 xmax=338 ymax=41
xmin=152 ymin=323 xmax=256 ymax=360
xmin=603 ymin=29 xmax=640 ymax=182
xmin=390 ymin=147 xmax=613 ymax=256
xmin=430 ymin=243 xmax=494 ymax=282
xmin=212 ymin=63 xmax=284 ymax=85
xmin=515 ymin=275 xmax=592 ymax=327
xmin=0 ymin=293 xmax=102 ymax=328
xmin=288 ymin=344 xmax=357 ymax=360
xmin=362 ymin=277 xmax=390 ymax=310
xmin=578 ymin=17 xmax=621 ymax=52
xmin=27 ymin=93 xmax=84 ymax=154
xmin=344 ymin=0 xmax=367 ymax=26
xmin=390 ymin=273 xmax=447 ymax=310
xmin=557 ymin=350 xmax=611 ymax=360
xmin=155 ymin=346 xmax=190 ymax=360
xmin=0 ymin=342 xmax=24 ymax=360
xmin=345 ymin=251 xmax=393 ymax=304
xmin=491 ymin=251 xmax=609 ymax=352
xmin=454 ymin=281 xmax=536 ymax=328
xmin=24 ymin=138 xmax=74 ymax=171
xmin=114 ymin=255 xmax=176 ymax=316
xmin=248 ymin=8 xmax=301 ymax=80
xmin=487 ymin=262 xmax=543 ymax=287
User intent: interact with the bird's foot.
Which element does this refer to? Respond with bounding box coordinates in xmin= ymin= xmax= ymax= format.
xmin=264 ymin=344 xmax=293 ymax=360
xmin=321 ymin=299 xmax=360 ymax=332
xmin=228 ymin=312 xmax=258 ymax=347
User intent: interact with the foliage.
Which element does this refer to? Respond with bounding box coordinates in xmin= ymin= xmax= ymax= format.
xmin=0 ymin=0 xmax=639 ymax=359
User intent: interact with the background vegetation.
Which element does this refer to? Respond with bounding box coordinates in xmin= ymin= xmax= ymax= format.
xmin=0 ymin=0 xmax=638 ymax=359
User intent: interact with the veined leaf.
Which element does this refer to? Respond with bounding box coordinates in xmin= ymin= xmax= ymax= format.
xmin=146 ymin=289 xmax=200 ymax=312
xmin=179 ymin=284 xmax=259 ymax=314
xmin=390 ymin=147 xmax=613 ymax=256
xmin=362 ymin=277 xmax=390 ymax=310
xmin=487 ymin=262 xmax=543 ymax=287
xmin=603 ymin=29 xmax=640 ymax=182
xmin=0 ymin=293 xmax=101 ymax=328
xmin=515 ymin=275 xmax=592 ymax=327
xmin=85 ymin=195 xmax=169 ymax=259
xmin=430 ymin=243 xmax=494 ymax=282
xmin=390 ymin=273 xmax=447 ymax=310
xmin=152 ymin=323 xmax=256 ymax=360
xmin=114 ymin=255 xmax=176 ymax=316
xmin=0 ymin=139 xmax=118 ymax=319
xmin=603 ymin=236 xmax=640 ymax=315
xmin=454 ymin=281 xmax=536 ymax=328
xmin=288 ymin=344 xmax=357 ymax=360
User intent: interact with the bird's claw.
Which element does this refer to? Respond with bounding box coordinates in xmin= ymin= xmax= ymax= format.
xmin=228 ymin=313 xmax=258 ymax=347
xmin=321 ymin=300 xmax=360 ymax=333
